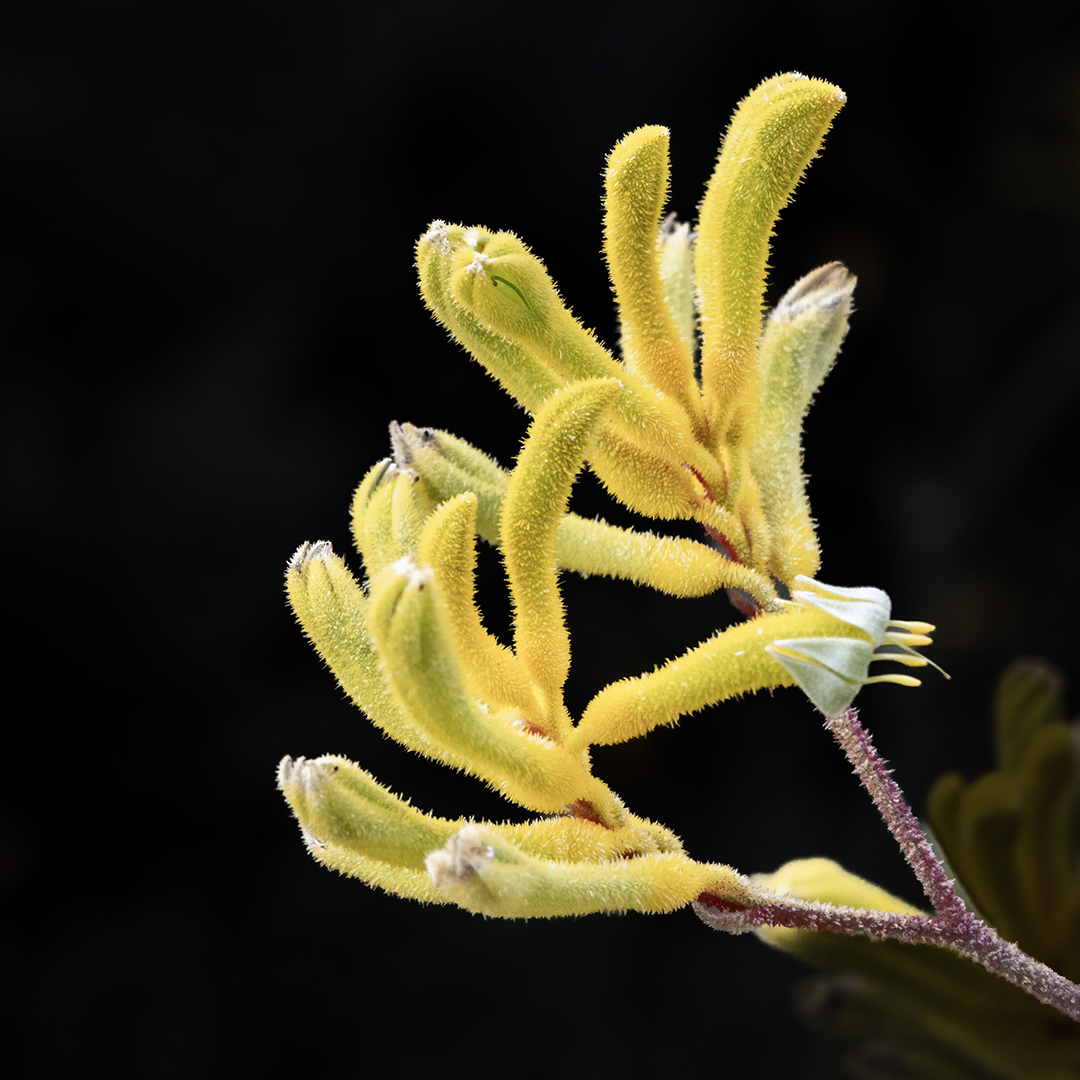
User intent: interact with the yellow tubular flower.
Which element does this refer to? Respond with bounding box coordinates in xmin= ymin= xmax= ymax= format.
xmin=696 ymin=74 xmax=846 ymax=464
xmin=603 ymin=125 xmax=704 ymax=439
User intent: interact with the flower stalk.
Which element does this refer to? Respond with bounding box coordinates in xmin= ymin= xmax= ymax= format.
xmin=695 ymin=708 xmax=1080 ymax=1022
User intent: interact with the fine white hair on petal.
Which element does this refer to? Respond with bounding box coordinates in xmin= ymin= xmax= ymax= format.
xmin=276 ymin=754 xmax=300 ymax=789
xmin=421 ymin=220 xmax=451 ymax=255
xmin=464 ymin=252 xmax=494 ymax=275
xmin=424 ymin=824 xmax=494 ymax=888
xmin=390 ymin=554 xmax=434 ymax=588
xmin=300 ymin=826 xmax=326 ymax=850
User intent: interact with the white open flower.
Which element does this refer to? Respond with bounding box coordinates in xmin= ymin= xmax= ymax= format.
xmin=766 ymin=576 xmax=947 ymax=715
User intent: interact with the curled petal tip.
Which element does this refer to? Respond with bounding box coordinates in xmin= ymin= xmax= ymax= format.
xmin=388 ymin=421 xmax=410 ymax=467
xmin=276 ymin=754 xmax=299 ymax=789
xmin=277 ymin=754 xmax=332 ymax=795
xmin=288 ymin=540 xmax=334 ymax=572
xmin=771 ymin=261 xmax=856 ymax=320
xmin=792 ymin=575 xmax=891 ymax=639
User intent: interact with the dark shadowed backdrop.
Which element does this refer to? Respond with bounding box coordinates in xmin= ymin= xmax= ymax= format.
xmin=5 ymin=2 xmax=1080 ymax=1076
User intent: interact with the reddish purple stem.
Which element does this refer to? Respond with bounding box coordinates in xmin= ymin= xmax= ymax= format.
xmin=825 ymin=707 xmax=968 ymax=926
xmin=695 ymin=706 xmax=1080 ymax=1021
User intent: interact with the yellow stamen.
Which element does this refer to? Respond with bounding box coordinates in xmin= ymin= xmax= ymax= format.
xmin=885 ymin=631 xmax=934 ymax=648
xmin=888 ymin=619 xmax=936 ymax=634
xmin=866 ymin=673 xmax=923 ymax=688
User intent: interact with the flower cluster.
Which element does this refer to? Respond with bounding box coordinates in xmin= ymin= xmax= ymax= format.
xmin=278 ymin=73 xmax=937 ymax=919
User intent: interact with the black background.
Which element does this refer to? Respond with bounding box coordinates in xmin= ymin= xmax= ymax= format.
xmin=5 ymin=2 xmax=1080 ymax=1076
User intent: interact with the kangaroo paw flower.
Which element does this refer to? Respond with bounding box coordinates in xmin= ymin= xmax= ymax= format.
xmin=282 ymin=77 xmax=936 ymax=926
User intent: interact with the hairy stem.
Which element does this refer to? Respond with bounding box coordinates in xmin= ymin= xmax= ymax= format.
xmin=696 ymin=706 xmax=1080 ymax=1021
xmin=824 ymin=707 xmax=1079 ymax=1019
xmin=824 ymin=707 xmax=969 ymax=925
